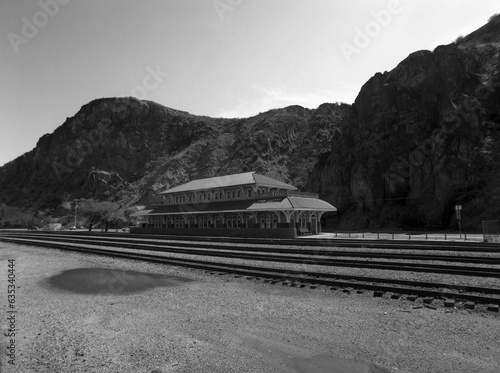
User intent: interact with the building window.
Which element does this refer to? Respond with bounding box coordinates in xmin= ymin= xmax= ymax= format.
xmin=208 ymin=193 xmax=211 ymax=201
xmin=232 ymin=191 xmax=235 ymax=199
xmin=247 ymin=189 xmax=252 ymax=198
xmin=237 ymin=190 xmax=240 ymax=198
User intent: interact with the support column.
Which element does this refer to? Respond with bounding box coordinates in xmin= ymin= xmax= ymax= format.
xmin=317 ymin=211 xmax=325 ymax=233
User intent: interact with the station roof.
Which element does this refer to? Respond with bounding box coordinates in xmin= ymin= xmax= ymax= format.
xmin=129 ymin=209 xmax=154 ymax=217
xmin=143 ymin=196 xmax=336 ymax=215
xmin=160 ymin=171 xmax=297 ymax=195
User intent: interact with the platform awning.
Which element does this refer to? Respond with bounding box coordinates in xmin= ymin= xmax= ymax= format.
xmin=143 ymin=196 xmax=336 ymax=216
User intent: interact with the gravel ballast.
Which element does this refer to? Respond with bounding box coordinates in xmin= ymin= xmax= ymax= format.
xmin=1 ymin=242 xmax=499 ymax=373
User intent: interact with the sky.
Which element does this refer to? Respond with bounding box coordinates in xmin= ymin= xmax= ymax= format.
xmin=0 ymin=0 xmax=498 ymax=167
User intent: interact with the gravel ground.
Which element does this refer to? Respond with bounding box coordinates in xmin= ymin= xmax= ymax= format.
xmin=0 ymin=242 xmax=499 ymax=373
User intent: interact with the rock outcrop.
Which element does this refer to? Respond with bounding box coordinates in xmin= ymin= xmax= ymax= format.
xmin=308 ymin=15 xmax=500 ymax=229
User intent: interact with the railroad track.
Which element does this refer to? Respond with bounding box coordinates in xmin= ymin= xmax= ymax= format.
xmin=2 ymin=233 xmax=500 ymax=278
xmin=4 ymin=232 xmax=500 ymax=263
xmin=9 ymin=229 xmax=500 ymax=252
xmin=1 ymin=232 xmax=499 ymax=310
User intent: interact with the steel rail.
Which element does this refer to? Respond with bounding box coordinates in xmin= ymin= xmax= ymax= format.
xmin=1 ymin=235 xmax=499 ymax=278
xmin=2 ymin=235 xmax=500 ymax=278
xmin=4 ymin=232 xmax=500 ymax=265
xmin=10 ymin=230 xmax=500 ymax=252
xmin=1 ymin=236 xmax=499 ymax=305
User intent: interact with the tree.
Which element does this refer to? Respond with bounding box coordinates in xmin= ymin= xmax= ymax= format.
xmin=99 ymin=201 xmax=124 ymax=232
xmin=79 ymin=200 xmax=103 ymax=232
xmin=80 ymin=200 xmax=124 ymax=232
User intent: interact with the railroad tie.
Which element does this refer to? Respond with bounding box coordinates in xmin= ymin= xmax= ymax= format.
xmin=465 ymin=301 xmax=475 ymax=310
xmin=444 ymin=299 xmax=455 ymax=308
xmin=487 ymin=304 xmax=499 ymax=312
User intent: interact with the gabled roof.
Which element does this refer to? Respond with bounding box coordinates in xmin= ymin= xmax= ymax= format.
xmin=252 ymin=173 xmax=297 ymax=190
xmin=160 ymin=171 xmax=296 ymax=194
xmin=129 ymin=209 xmax=154 ymax=217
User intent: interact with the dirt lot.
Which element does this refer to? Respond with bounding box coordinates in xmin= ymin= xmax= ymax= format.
xmin=0 ymin=242 xmax=499 ymax=373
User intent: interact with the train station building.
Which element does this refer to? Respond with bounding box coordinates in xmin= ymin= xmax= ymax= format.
xmin=131 ymin=171 xmax=336 ymax=238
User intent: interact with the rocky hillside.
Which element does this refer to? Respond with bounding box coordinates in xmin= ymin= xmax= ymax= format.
xmin=0 ymin=98 xmax=348 ymax=215
xmin=308 ymin=14 xmax=500 ymax=229
xmin=2 ymin=15 xmax=499 ymax=230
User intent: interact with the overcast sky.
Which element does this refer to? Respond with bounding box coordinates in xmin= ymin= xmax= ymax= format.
xmin=0 ymin=0 xmax=498 ymax=166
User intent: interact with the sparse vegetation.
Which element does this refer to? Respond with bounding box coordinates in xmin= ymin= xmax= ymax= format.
xmin=79 ymin=200 xmax=125 ymax=232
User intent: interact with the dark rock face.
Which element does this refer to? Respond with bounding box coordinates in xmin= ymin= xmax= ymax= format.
xmin=0 ymin=97 xmax=347 ymax=211
xmin=308 ymin=15 xmax=500 ymax=229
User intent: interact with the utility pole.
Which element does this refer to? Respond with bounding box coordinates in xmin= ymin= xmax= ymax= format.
xmin=455 ymin=204 xmax=462 ymax=239
xmin=74 ymin=199 xmax=81 ymax=229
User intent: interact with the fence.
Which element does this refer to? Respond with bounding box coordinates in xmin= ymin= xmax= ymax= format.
xmin=483 ymin=220 xmax=500 ymax=243
xmin=320 ymin=230 xmax=483 ymax=242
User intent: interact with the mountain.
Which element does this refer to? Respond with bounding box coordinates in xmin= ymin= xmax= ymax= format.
xmin=1 ymin=15 xmax=499 ymax=230
xmin=0 ymin=97 xmax=348 ymax=216
xmin=308 ymin=14 xmax=500 ymax=229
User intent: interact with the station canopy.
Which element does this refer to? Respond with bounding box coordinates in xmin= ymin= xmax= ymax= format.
xmin=145 ymin=195 xmax=336 ymax=215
